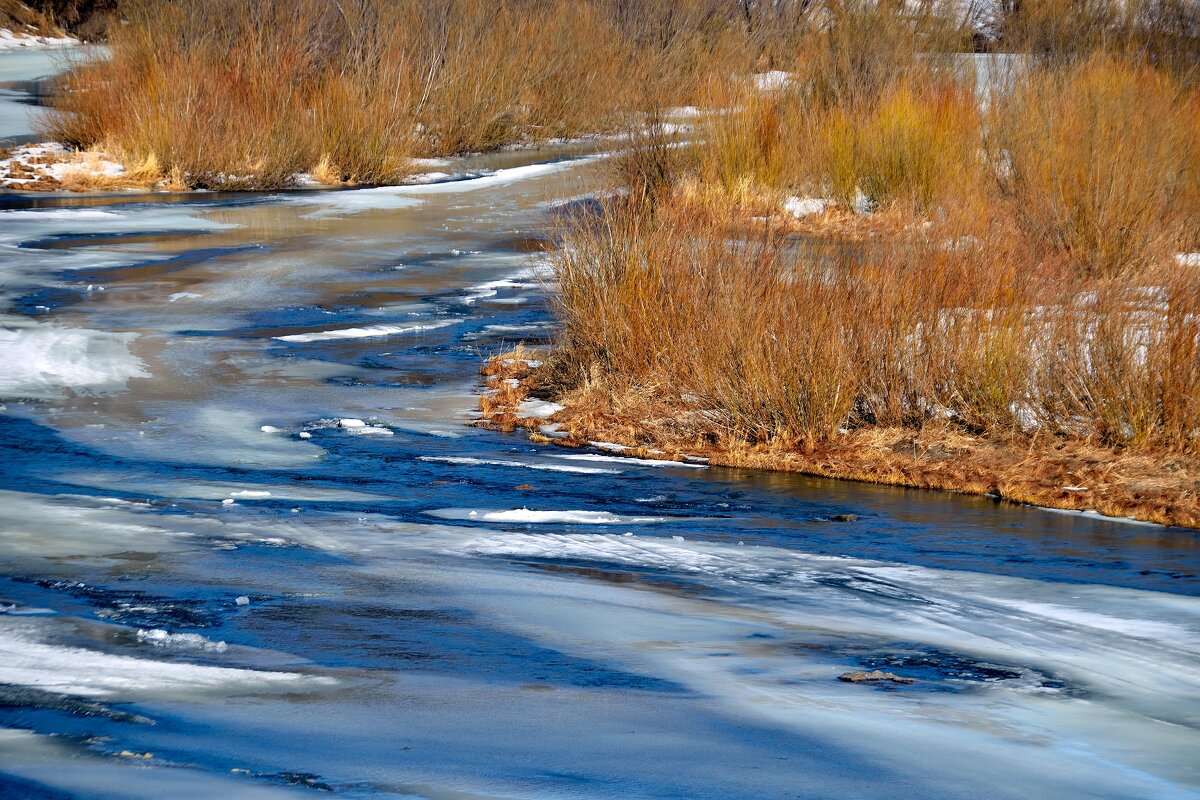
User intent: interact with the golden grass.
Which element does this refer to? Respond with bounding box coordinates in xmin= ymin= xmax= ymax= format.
xmin=998 ymin=0 xmax=1200 ymax=85
xmin=989 ymin=55 xmax=1199 ymax=277
xmin=522 ymin=55 xmax=1199 ymax=518
xmin=42 ymin=0 xmax=796 ymax=190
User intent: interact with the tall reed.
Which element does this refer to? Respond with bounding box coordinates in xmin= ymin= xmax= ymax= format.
xmin=989 ymin=54 xmax=1198 ymax=278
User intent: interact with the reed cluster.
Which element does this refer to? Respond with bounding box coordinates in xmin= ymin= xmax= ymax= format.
xmin=546 ymin=1 xmax=1200 ymax=467
xmin=43 ymin=0 xmax=801 ymax=189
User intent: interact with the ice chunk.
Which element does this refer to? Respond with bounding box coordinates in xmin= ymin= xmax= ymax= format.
xmin=425 ymin=508 xmax=665 ymax=524
xmin=136 ymin=629 xmax=228 ymax=653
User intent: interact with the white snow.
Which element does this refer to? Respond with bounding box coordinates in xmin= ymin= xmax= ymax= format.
xmin=752 ymin=71 xmax=792 ymax=91
xmin=538 ymin=423 xmax=569 ymax=439
xmin=1175 ymin=253 xmax=1200 ymax=268
xmin=589 ymin=440 xmax=629 ymax=452
xmin=136 ymin=629 xmax=228 ymax=653
xmin=0 ymin=143 xmax=125 ymax=188
xmin=550 ymin=453 xmax=707 ymax=469
xmin=0 ymin=29 xmax=79 ymax=51
xmin=783 ymin=196 xmax=830 ymax=218
xmin=274 ymin=319 xmax=457 ymax=343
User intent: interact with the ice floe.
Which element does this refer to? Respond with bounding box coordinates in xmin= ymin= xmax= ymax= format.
xmin=0 ymin=617 xmax=334 ymax=699
xmin=425 ymin=508 xmax=666 ymax=524
xmin=0 ymin=323 xmax=148 ymax=400
xmin=274 ymin=319 xmax=458 ymax=343
xmin=136 ymin=628 xmax=229 ymax=653
xmin=418 ymin=455 xmax=622 ymax=475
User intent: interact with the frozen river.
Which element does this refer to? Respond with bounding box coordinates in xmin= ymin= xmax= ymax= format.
xmin=0 ymin=50 xmax=1198 ymax=800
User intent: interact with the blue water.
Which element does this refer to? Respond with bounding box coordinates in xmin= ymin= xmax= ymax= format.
xmin=0 ymin=64 xmax=1197 ymax=799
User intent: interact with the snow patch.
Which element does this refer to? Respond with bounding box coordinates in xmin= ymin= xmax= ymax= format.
xmin=784 ymin=196 xmax=831 ymax=218
xmin=0 ymin=29 xmax=79 ymax=51
xmin=551 ymin=453 xmax=707 ymax=469
xmin=753 ymin=71 xmax=792 ymax=91
xmin=517 ymin=399 xmax=563 ymax=419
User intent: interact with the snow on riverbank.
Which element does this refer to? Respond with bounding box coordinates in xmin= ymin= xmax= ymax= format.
xmin=0 ymin=143 xmax=128 ymax=191
xmin=0 ymin=29 xmax=78 ymax=51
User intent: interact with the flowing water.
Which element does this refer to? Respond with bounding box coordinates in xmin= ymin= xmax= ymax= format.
xmin=1 ymin=52 xmax=1198 ymax=800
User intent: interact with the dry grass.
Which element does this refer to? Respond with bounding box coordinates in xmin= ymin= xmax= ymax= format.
xmin=996 ymin=0 xmax=1200 ymax=85
xmin=41 ymin=0 xmax=802 ymax=190
xmin=524 ymin=61 xmax=1199 ymax=520
xmin=1 ymin=0 xmax=53 ymax=33
xmin=989 ymin=55 xmax=1199 ymax=277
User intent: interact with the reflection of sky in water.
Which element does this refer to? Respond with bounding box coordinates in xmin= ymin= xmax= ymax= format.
xmin=0 ymin=59 xmax=1197 ymax=798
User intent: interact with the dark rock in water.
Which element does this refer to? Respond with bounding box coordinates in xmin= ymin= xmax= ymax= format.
xmin=829 ymin=514 xmax=859 ymax=522
xmin=838 ymin=670 xmax=917 ymax=684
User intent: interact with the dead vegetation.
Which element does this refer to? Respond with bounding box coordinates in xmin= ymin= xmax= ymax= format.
xmin=471 ymin=1 xmax=1200 ymax=528
xmin=39 ymin=0 xmax=812 ymax=190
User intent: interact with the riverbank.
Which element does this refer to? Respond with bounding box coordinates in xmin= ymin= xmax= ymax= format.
xmin=476 ymin=353 xmax=1200 ymax=528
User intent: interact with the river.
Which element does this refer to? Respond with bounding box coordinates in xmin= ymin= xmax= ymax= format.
xmin=0 ymin=48 xmax=1198 ymax=800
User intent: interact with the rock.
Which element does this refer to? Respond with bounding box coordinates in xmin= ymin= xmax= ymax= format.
xmin=838 ymin=670 xmax=917 ymax=684
xmin=829 ymin=514 xmax=859 ymax=522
